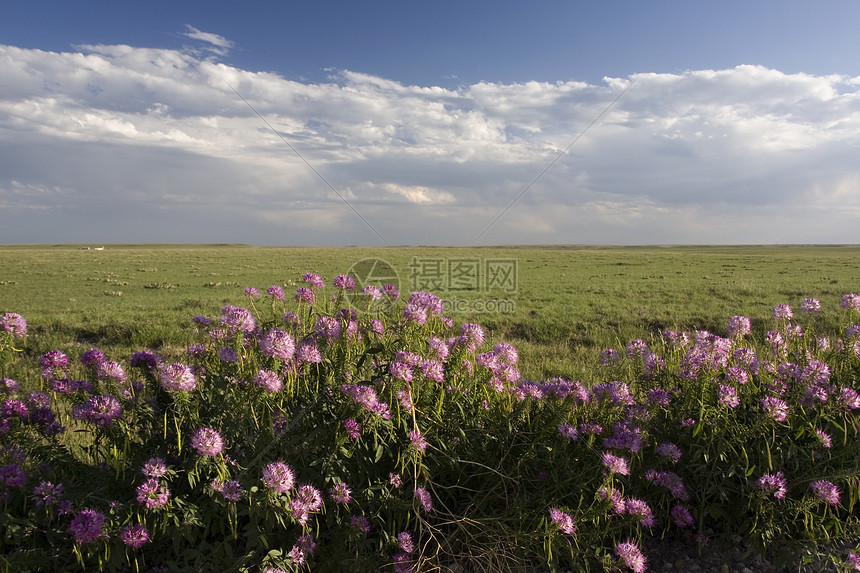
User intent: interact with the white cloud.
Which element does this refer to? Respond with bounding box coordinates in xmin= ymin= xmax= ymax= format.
xmin=1 ymin=39 xmax=859 ymax=245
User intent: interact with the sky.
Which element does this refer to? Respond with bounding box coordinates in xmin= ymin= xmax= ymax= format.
xmin=1 ymin=1 xmax=860 ymax=246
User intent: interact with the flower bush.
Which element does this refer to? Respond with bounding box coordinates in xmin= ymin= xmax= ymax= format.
xmin=1 ymin=282 xmax=860 ymax=572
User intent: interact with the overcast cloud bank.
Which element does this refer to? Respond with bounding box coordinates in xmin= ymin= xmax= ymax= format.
xmin=1 ymin=35 xmax=859 ymax=245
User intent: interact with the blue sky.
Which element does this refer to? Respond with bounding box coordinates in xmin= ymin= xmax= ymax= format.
xmin=2 ymin=1 xmax=860 ymax=245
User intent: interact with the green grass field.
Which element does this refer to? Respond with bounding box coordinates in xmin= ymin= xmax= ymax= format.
xmin=2 ymin=243 xmax=858 ymax=380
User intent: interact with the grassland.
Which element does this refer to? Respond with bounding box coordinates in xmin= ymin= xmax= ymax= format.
xmin=2 ymin=243 xmax=858 ymax=380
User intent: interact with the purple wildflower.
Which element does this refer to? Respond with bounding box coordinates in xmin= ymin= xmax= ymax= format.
xmin=409 ymin=430 xmax=428 ymax=453
xmin=295 ymin=342 xmax=322 ymax=365
xmin=303 ymin=272 xmax=325 ymax=288
xmin=718 ymin=385 xmax=740 ymax=408
xmin=1 ymin=313 xmax=27 ymax=337
xmin=761 ymin=396 xmax=789 ymax=422
xmin=549 ymin=507 xmax=577 ymax=535
xmin=600 ymin=348 xmax=619 ymax=366
xmin=363 ymin=284 xmax=382 ymax=300
xmin=625 ymin=498 xmax=656 ymax=527
xmin=136 ymin=478 xmax=170 ymax=508
xmin=351 ymin=515 xmax=371 ymax=533
xmin=842 ymin=294 xmax=860 ymax=311
xmin=213 ymin=479 xmax=243 ymax=501
xmin=647 ymin=388 xmax=671 ymax=407
xmin=389 ymin=361 xmax=414 ymax=382
xmin=382 ymin=283 xmax=399 ymax=298
xmin=811 ymin=480 xmax=840 ymax=506
xmin=218 ymin=347 xmax=238 ymax=362
xmin=69 ymin=509 xmax=105 ymax=544
xmin=816 ymin=429 xmax=832 ymax=449
xmin=758 ymin=471 xmax=787 ymax=499
xmin=120 ymin=524 xmax=150 ymax=548
xmin=626 ymin=339 xmax=648 ymax=358
xmin=220 ymin=305 xmax=256 ymax=333
xmin=398 ymin=531 xmax=415 ymax=553
xmin=800 ymin=298 xmax=821 ymax=314
xmin=420 ymin=359 xmax=445 ymax=383
xmin=728 ymin=315 xmax=751 ymax=338
xmin=397 ymin=389 xmax=413 ymax=413
xmin=343 ymin=418 xmax=361 ymax=439
xmin=671 ymin=504 xmax=694 ymax=527
xmin=839 ymin=387 xmax=860 ymax=410
xmin=31 ymin=481 xmax=64 ymax=507
xmin=389 ymin=473 xmax=402 ymax=488
xmin=254 ymin=369 xmax=283 ymax=393
xmin=314 ymin=316 xmax=342 ymax=343
xmin=333 ymin=275 xmax=356 ymax=291
xmin=558 ymin=424 xmax=579 ymax=440
xmin=73 ymin=395 xmax=122 ymax=426
xmin=414 ymin=487 xmax=433 ymax=512
xmin=295 ymin=287 xmax=315 ymax=304
xmin=647 ymin=470 xmax=690 ymax=500
xmin=159 ymin=363 xmax=197 ymax=392
xmin=0 ymin=463 xmax=27 ymax=488
xmin=81 ymin=348 xmax=106 ymax=368
xmin=141 ymin=457 xmax=169 ymax=478
xmin=848 ymin=552 xmax=860 ymax=571
xmin=601 ymin=452 xmax=630 ymax=475
xmin=262 ymin=461 xmax=296 ymax=493
xmin=130 ymin=350 xmax=160 ymax=370
xmin=267 ymin=285 xmax=285 ymax=300
xmin=1 ymin=378 xmax=19 ymax=393
xmin=656 ymin=442 xmax=682 ymax=464
xmin=244 ymin=287 xmax=260 ymax=298
xmin=615 ymin=540 xmax=647 ymax=573
xmin=330 ymin=482 xmax=352 ymax=504
xmin=773 ymin=304 xmax=793 ymax=320
xmin=191 ymin=427 xmax=224 ymax=456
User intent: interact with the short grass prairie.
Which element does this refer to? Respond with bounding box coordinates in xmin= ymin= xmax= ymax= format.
xmin=1 ymin=243 xmax=858 ymax=380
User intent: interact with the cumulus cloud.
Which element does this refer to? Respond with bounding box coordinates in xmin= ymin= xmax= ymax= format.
xmin=1 ymin=37 xmax=859 ymax=245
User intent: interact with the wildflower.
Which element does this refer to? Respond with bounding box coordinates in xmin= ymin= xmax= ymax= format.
xmin=414 ymin=487 xmax=433 ymax=512
xmin=81 ymin=348 xmax=106 ymax=368
xmin=728 ymin=315 xmax=751 ymax=338
xmin=290 ymin=484 xmax=323 ymax=524
xmin=625 ymin=498 xmax=656 ymax=527
xmin=389 ymin=361 xmax=414 ymax=382
xmin=39 ymin=350 xmax=69 ymax=379
xmin=840 ymin=387 xmax=860 ymax=410
xmin=615 ymin=540 xmax=647 ymax=573
xmin=129 ymin=350 xmax=160 ymax=370
xmin=848 ymin=552 xmax=860 ymax=571
xmin=343 ymin=418 xmax=361 ymax=439
xmin=341 ymin=384 xmax=391 ymax=418
xmin=221 ymin=305 xmax=256 ymax=333
xmin=800 ymin=298 xmax=821 ymax=314
xmin=314 ymin=316 xmax=342 ymax=342
xmin=671 ymin=504 xmax=694 ymax=527
xmin=141 ymin=457 xmax=169 ymax=478
xmin=816 ymin=429 xmax=832 ymax=449
xmin=73 ymin=395 xmax=122 ymax=426
xmin=295 ymin=287 xmax=315 ymax=304
xmin=333 ymin=274 xmax=356 ymax=290
xmin=1 ymin=312 xmax=27 ymax=337
xmin=598 ymin=486 xmax=626 ymax=513
xmin=601 ymin=452 xmax=630 ymax=475
xmin=494 ymin=342 xmax=518 ymax=364
xmin=459 ymin=323 xmax=485 ymax=351
xmin=389 ymin=473 xmax=402 ymax=488
xmin=212 ymin=478 xmax=243 ymax=501
xmin=626 ymin=339 xmax=648 ymax=358
xmin=725 ymin=367 xmax=749 ymax=385
xmin=811 ymin=480 xmax=840 ymax=506
xmin=288 ymin=533 xmax=316 ymax=565
xmin=393 ymin=552 xmax=414 ymax=573
xmin=841 ymin=293 xmax=860 ymax=311
xmin=267 ymin=285 xmax=285 ymax=300
xmin=403 ymin=303 xmax=428 ymax=325
xmin=647 ymin=388 xmax=671 ymax=407
xmin=218 ymin=347 xmax=238 ymax=362
xmin=244 ymin=286 xmax=260 ymax=298
xmin=396 ymin=389 xmax=413 ymax=413
xmin=69 ymin=509 xmax=105 ymax=544
xmin=757 ymin=471 xmax=787 ymax=499
xmin=120 ymin=524 xmax=150 ymax=548
xmin=262 ymin=461 xmax=295 ymax=493
xmin=549 ymin=507 xmax=577 ymax=535
xmin=420 ymin=359 xmax=445 ymax=383
xmin=351 ymin=515 xmax=371 ymax=533
xmin=761 ymin=396 xmax=789 ymax=422
xmin=773 ymin=304 xmax=793 ymax=320
xmin=159 ymin=363 xmax=197 ymax=392
xmin=718 ymin=385 xmax=740 ymax=408
xmin=363 ymin=284 xmax=382 ymax=300
xmin=295 ymin=342 xmax=322 ymax=365
xmin=656 ymin=442 xmax=682 ymax=464
xmin=409 ymin=430 xmax=428 ymax=452
xmin=0 ymin=463 xmax=26 ymax=488
xmin=558 ymin=424 xmax=578 ymax=440
xmin=136 ymin=478 xmax=170 ymax=508
xmin=398 ymin=531 xmax=415 ymax=553
xmin=382 ymin=283 xmax=399 ymax=298
xmin=1 ymin=378 xmax=19 ymax=393
xmin=330 ymin=482 xmax=352 ymax=504
xmin=600 ymin=348 xmax=619 ymax=366
xmin=303 ymin=272 xmax=325 ymax=289
xmin=254 ymin=369 xmax=283 ymax=393
xmin=191 ymin=427 xmax=224 ymax=456
xmin=647 ymin=470 xmax=690 ymax=500
xmin=31 ymin=481 xmax=64 ymax=507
